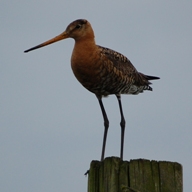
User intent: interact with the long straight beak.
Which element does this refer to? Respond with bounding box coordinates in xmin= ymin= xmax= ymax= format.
xmin=24 ymin=31 xmax=69 ymax=53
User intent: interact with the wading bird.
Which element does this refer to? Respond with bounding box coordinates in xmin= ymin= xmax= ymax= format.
xmin=24 ymin=19 xmax=159 ymax=161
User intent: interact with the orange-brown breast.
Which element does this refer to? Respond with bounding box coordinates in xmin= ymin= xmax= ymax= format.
xmin=71 ymin=39 xmax=104 ymax=94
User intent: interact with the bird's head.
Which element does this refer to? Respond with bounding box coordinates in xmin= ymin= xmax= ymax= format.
xmin=24 ymin=19 xmax=94 ymax=53
xmin=65 ymin=19 xmax=94 ymax=40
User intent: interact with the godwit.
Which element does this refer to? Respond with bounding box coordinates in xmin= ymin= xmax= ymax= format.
xmin=24 ymin=19 xmax=160 ymax=161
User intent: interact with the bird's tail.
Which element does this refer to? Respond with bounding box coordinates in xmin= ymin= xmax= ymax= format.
xmin=145 ymin=75 xmax=160 ymax=81
xmin=144 ymin=74 xmax=160 ymax=91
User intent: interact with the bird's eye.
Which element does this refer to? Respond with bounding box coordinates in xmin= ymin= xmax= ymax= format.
xmin=75 ymin=24 xmax=82 ymax=29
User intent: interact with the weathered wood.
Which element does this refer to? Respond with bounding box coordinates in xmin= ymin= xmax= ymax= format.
xmin=88 ymin=157 xmax=182 ymax=192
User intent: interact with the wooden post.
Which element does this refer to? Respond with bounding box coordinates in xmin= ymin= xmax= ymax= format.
xmin=88 ymin=157 xmax=182 ymax=192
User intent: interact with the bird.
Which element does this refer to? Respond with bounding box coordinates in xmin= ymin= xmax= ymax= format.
xmin=24 ymin=19 xmax=160 ymax=161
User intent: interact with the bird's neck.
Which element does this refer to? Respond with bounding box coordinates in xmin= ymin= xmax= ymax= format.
xmin=72 ymin=38 xmax=97 ymax=64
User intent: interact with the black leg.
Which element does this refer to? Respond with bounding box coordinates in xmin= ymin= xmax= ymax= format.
xmin=116 ymin=94 xmax=126 ymax=160
xmin=96 ymin=95 xmax=109 ymax=161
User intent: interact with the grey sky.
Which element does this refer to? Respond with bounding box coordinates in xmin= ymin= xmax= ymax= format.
xmin=1 ymin=1 xmax=192 ymax=191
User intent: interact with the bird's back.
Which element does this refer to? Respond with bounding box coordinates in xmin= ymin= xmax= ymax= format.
xmin=96 ymin=45 xmax=159 ymax=95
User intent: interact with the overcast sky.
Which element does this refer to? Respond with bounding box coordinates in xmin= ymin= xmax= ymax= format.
xmin=1 ymin=1 xmax=192 ymax=191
